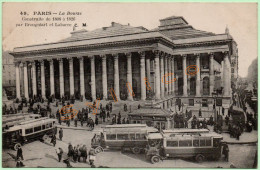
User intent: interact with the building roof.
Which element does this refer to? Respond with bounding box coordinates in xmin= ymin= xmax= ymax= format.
xmin=128 ymin=107 xmax=172 ymax=117
xmin=60 ymin=22 xmax=148 ymax=42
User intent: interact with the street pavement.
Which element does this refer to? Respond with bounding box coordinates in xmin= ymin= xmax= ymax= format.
xmin=3 ymin=100 xmax=257 ymax=168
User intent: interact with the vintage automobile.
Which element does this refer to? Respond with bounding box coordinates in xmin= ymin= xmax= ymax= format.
xmin=91 ymin=124 xmax=158 ymax=154
xmin=3 ymin=117 xmax=57 ymax=150
xmin=146 ymin=131 xmax=223 ymax=163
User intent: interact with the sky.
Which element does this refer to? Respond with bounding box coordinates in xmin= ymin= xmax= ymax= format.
xmin=2 ymin=2 xmax=258 ymax=77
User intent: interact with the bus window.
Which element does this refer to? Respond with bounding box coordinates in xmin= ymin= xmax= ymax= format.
xmin=25 ymin=128 xmax=33 ymax=134
xmin=213 ymin=138 xmax=220 ymax=147
xmin=205 ymin=138 xmax=211 ymax=146
xmin=167 ymin=140 xmax=178 ymax=147
xmin=200 ymin=139 xmax=206 ymax=146
xmin=34 ymin=126 xmax=41 ymax=132
xmin=179 ymin=140 xmax=192 ymax=147
xmin=106 ymin=134 xmax=116 ymax=140
xmin=136 ymin=133 xmax=146 ymax=140
xmin=129 ymin=133 xmax=135 ymax=140
xmin=193 ymin=138 xmax=199 ymax=147
xmin=117 ymin=134 xmax=129 ymax=140
xmin=42 ymin=125 xmax=46 ymax=130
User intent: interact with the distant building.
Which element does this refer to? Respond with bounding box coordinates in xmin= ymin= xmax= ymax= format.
xmin=2 ymin=51 xmax=16 ymax=97
xmin=10 ymin=16 xmax=238 ymax=118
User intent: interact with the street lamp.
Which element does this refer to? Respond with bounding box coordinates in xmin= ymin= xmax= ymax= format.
xmin=212 ymin=92 xmax=218 ymax=123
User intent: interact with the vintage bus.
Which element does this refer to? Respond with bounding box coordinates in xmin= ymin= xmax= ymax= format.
xmin=91 ymin=124 xmax=158 ymax=154
xmin=3 ymin=118 xmax=57 ymax=150
xmin=146 ymin=131 xmax=223 ymax=163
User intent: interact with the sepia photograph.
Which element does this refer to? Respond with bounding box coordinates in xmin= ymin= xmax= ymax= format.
xmin=2 ymin=2 xmax=258 ymax=168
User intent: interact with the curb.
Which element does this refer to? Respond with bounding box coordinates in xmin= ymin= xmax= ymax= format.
xmin=226 ymin=141 xmax=257 ymax=145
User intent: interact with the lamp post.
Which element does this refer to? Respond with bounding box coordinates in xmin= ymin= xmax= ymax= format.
xmin=212 ymin=92 xmax=218 ymax=123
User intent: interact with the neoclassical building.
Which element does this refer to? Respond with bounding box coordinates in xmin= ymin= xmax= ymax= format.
xmin=10 ymin=16 xmax=238 ymax=117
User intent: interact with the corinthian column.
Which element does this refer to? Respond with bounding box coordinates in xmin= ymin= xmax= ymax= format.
xmin=126 ymin=53 xmax=133 ymax=101
xmin=154 ymin=51 xmax=161 ymax=100
xmin=49 ymin=59 xmax=55 ymax=96
xmin=171 ymin=56 xmax=175 ymax=95
xmin=160 ymin=53 xmax=165 ymax=99
xmin=164 ymin=55 xmax=168 ymax=96
xmin=113 ymin=54 xmax=120 ymax=101
xmin=40 ymin=60 xmax=46 ymax=99
xmin=58 ymin=58 xmax=64 ymax=97
xmin=31 ymin=61 xmax=37 ymax=97
xmin=168 ymin=56 xmax=171 ymax=95
xmin=68 ymin=58 xmax=74 ymax=96
xmin=23 ymin=61 xmax=29 ymax=99
xmin=196 ymin=54 xmax=201 ymax=97
xmin=101 ymin=55 xmax=108 ymax=100
xmin=79 ymin=57 xmax=85 ymax=98
xmin=182 ymin=55 xmax=187 ymax=96
xmin=15 ymin=62 xmax=21 ymax=99
xmin=209 ymin=53 xmax=214 ymax=95
xmin=223 ymin=52 xmax=230 ymax=97
xmin=139 ymin=52 xmax=146 ymax=101
xmin=90 ymin=56 xmax=96 ymax=101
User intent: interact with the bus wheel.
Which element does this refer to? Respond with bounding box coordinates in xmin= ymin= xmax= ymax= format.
xmin=132 ymin=147 xmax=141 ymax=154
xmin=151 ymin=155 xmax=160 ymax=164
xmin=14 ymin=143 xmax=22 ymax=151
xmin=196 ymin=154 xmax=205 ymax=162
xmin=95 ymin=146 xmax=103 ymax=154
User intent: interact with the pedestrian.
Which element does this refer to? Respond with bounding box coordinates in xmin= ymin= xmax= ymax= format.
xmin=89 ymin=148 xmax=96 ymax=167
xmin=56 ymin=147 xmax=63 ymax=162
xmin=16 ymin=145 xmax=24 ymax=160
xmin=16 ymin=158 xmax=25 ymax=167
xmin=138 ymin=104 xmax=141 ymax=109
xmin=51 ymin=134 xmax=56 ymax=147
xmin=79 ymin=145 xmax=87 ymax=162
xmin=223 ymin=143 xmax=229 ymax=162
xmin=95 ymin=116 xmax=99 ymax=125
xmin=126 ymin=118 xmax=130 ymax=124
xmin=68 ymin=143 xmax=73 ymax=159
xmin=122 ymin=118 xmax=126 ymax=124
xmin=59 ymin=128 xmax=63 ymax=141
xmin=74 ymin=117 xmax=78 ymax=127
xmin=73 ymin=146 xmax=78 ymax=162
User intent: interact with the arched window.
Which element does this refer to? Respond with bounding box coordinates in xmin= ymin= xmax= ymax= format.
xmin=203 ymin=77 xmax=210 ymax=95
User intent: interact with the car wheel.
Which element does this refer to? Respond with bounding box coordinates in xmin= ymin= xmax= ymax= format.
xmin=132 ymin=147 xmax=141 ymax=154
xmin=151 ymin=155 xmax=160 ymax=164
xmin=14 ymin=143 xmax=22 ymax=151
xmin=196 ymin=154 xmax=205 ymax=162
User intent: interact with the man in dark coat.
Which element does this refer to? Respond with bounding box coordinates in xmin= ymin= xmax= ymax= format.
xmin=59 ymin=128 xmax=63 ymax=141
xmin=17 ymin=145 xmax=24 ymax=160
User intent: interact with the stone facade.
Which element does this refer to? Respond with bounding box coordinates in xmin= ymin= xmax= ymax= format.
xmin=10 ymin=16 xmax=238 ymax=117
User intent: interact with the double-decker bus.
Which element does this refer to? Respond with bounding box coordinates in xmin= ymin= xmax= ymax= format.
xmin=146 ymin=131 xmax=223 ymax=163
xmin=91 ymin=124 xmax=158 ymax=154
xmin=2 ymin=118 xmax=57 ymax=150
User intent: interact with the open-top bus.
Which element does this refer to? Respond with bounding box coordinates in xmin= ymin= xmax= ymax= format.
xmin=146 ymin=131 xmax=223 ymax=163
xmin=2 ymin=117 xmax=56 ymax=150
xmin=91 ymin=124 xmax=158 ymax=154
xmin=162 ymin=128 xmax=210 ymax=135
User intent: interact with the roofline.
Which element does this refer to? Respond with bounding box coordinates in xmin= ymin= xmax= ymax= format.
xmin=159 ymin=16 xmax=189 ymax=25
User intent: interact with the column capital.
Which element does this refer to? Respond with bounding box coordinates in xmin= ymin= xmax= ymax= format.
xmin=138 ymin=51 xmax=146 ymax=58
xmin=208 ymin=52 xmax=214 ymax=58
xmin=48 ymin=59 xmax=54 ymax=64
xmin=194 ymin=53 xmax=200 ymax=57
xmin=181 ymin=54 xmax=187 ymax=58
xmin=222 ymin=51 xmax=229 ymax=57
xmin=125 ymin=52 xmax=132 ymax=58
xmin=77 ymin=56 xmax=84 ymax=61
xmin=21 ymin=61 xmax=28 ymax=65
xmin=39 ymin=60 xmax=45 ymax=64
xmin=67 ymin=57 xmax=73 ymax=62
xmin=57 ymin=58 xmax=63 ymax=63
xmin=89 ymin=55 xmax=95 ymax=60
xmin=112 ymin=53 xmax=119 ymax=60
xmin=14 ymin=61 xmax=21 ymax=67
xmin=100 ymin=54 xmax=106 ymax=60
xmin=152 ymin=50 xmax=161 ymax=57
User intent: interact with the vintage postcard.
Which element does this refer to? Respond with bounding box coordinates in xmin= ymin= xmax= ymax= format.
xmin=2 ymin=2 xmax=258 ymax=168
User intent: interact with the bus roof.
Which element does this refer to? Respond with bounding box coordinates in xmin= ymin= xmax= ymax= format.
xmin=103 ymin=126 xmax=158 ymax=133
xmin=5 ymin=118 xmax=56 ymax=132
xmin=162 ymin=129 xmax=209 ymax=134
xmin=162 ymin=131 xmax=223 ymax=139
xmin=101 ymin=124 xmax=147 ymax=129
